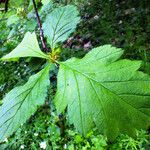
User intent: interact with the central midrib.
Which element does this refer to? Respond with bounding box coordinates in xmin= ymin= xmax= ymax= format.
xmin=60 ymin=63 xmax=150 ymax=118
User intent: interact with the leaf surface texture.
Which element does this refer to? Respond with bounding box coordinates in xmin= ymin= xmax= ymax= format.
xmin=43 ymin=5 xmax=80 ymax=48
xmin=1 ymin=32 xmax=48 ymax=61
xmin=0 ymin=64 xmax=51 ymax=141
xmin=55 ymin=45 xmax=150 ymax=139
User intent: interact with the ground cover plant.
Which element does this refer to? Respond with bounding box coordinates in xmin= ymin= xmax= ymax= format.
xmin=0 ymin=0 xmax=150 ymax=149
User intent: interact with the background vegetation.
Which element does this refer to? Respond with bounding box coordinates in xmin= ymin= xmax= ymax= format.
xmin=0 ymin=0 xmax=150 ymax=149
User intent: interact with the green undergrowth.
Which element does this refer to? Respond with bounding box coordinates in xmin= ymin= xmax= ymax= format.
xmin=0 ymin=104 xmax=149 ymax=150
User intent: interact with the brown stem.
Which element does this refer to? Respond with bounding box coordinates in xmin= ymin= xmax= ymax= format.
xmin=32 ymin=0 xmax=48 ymax=52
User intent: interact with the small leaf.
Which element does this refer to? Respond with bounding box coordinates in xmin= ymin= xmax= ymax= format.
xmin=55 ymin=45 xmax=150 ymax=140
xmin=1 ymin=32 xmax=48 ymax=61
xmin=0 ymin=63 xmax=51 ymax=141
xmin=43 ymin=5 xmax=80 ymax=49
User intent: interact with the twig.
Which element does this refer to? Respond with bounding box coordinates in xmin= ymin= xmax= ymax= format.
xmin=32 ymin=0 xmax=48 ymax=52
xmin=5 ymin=0 xmax=9 ymax=12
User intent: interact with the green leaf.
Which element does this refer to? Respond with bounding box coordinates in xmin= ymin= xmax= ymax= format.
xmin=0 ymin=63 xmax=51 ymax=142
xmin=1 ymin=32 xmax=49 ymax=61
xmin=43 ymin=5 xmax=80 ymax=49
xmin=55 ymin=45 xmax=150 ymax=140
xmin=7 ymin=15 xmax=19 ymax=26
xmin=42 ymin=0 xmax=52 ymax=5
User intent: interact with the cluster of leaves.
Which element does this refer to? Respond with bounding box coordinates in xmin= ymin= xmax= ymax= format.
xmin=0 ymin=0 xmax=55 ymax=104
xmin=0 ymin=106 xmax=149 ymax=149
xmin=0 ymin=0 xmax=150 ymax=149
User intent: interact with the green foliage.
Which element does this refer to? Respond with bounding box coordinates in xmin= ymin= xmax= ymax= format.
xmin=74 ymin=0 xmax=150 ymax=74
xmin=7 ymin=15 xmax=19 ymax=26
xmin=1 ymin=32 xmax=48 ymax=60
xmin=0 ymin=61 xmax=31 ymax=101
xmin=0 ymin=64 xmax=51 ymax=141
xmin=39 ymin=2 xmax=54 ymax=20
xmin=0 ymin=1 xmax=150 ymax=149
xmin=110 ymin=130 xmax=150 ymax=150
xmin=0 ymin=106 xmax=57 ymax=149
xmin=0 ymin=4 xmax=82 ymax=142
xmin=43 ymin=5 xmax=80 ymax=49
xmin=55 ymin=45 xmax=150 ymax=139
xmin=0 ymin=110 xmax=149 ymax=150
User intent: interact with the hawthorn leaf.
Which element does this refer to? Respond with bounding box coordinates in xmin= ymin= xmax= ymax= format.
xmin=55 ymin=45 xmax=150 ymax=140
xmin=43 ymin=5 xmax=80 ymax=49
xmin=0 ymin=63 xmax=51 ymax=142
xmin=1 ymin=32 xmax=48 ymax=61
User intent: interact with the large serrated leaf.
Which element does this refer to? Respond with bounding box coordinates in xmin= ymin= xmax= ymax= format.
xmin=1 ymin=32 xmax=48 ymax=61
xmin=55 ymin=45 xmax=150 ymax=140
xmin=0 ymin=63 xmax=51 ymax=142
xmin=43 ymin=5 xmax=80 ymax=49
